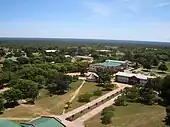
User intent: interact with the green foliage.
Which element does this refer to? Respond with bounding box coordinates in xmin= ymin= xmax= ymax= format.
xmin=14 ymin=79 xmax=39 ymax=101
xmin=165 ymin=106 xmax=170 ymax=125
xmin=103 ymin=81 xmax=115 ymax=91
xmin=3 ymin=88 xmax=22 ymax=104
xmin=114 ymin=96 xmax=126 ymax=106
xmin=0 ymin=94 xmax=4 ymax=113
xmin=101 ymin=106 xmax=115 ymax=125
xmin=78 ymin=93 xmax=93 ymax=103
xmin=17 ymin=56 xmax=30 ymax=64
xmin=93 ymin=89 xmax=102 ymax=96
xmin=158 ymin=62 xmax=168 ymax=71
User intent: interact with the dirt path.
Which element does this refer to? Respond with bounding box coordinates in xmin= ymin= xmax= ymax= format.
xmin=62 ymin=80 xmax=86 ymax=114
xmin=21 ymin=104 xmax=52 ymax=116
xmin=0 ymin=117 xmax=33 ymax=121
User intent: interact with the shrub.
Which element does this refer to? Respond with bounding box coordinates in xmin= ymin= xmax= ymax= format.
xmin=101 ymin=106 xmax=115 ymax=125
xmin=93 ymin=89 xmax=102 ymax=96
xmin=78 ymin=93 xmax=92 ymax=103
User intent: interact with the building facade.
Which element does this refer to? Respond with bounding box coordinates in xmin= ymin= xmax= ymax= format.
xmin=115 ymin=72 xmax=155 ymax=85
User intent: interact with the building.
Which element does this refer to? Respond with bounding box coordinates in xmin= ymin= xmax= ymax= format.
xmin=0 ymin=116 xmax=84 ymax=127
xmin=115 ymin=72 xmax=155 ymax=85
xmin=45 ymin=50 xmax=57 ymax=53
xmin=72 ymin=55 xmax=93 ymax=63
xmin=85 ymin=72 xmax=99 ymax=82
xmin=89 ymin=60 xmax=128 ymax=72
xmin=0 ymin=119 xmax=21 ymax=127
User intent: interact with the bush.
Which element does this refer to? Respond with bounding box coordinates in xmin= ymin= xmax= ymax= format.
xmin=78 ymin=93 xmax=92 ymax=103
xmin=101 ymin=106 xmax=115 ymax=125
xmin=93 ymin=89 xmax=102 ymax=96
xmin=72 ymin=76 xmax=79 ymax=82
xmin=114 ymin=96 xmax=126 ymax=106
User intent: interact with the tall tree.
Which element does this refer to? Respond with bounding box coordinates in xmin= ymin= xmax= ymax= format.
xmin=0 ymin=94 xmax=4 ymax=113
xmin=3 ymin=88 xmax=22 ymax=104
xmin=158 ymin=62 xmax=168 ymax=72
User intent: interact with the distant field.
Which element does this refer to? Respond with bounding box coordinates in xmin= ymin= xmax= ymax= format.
xmin=85 ymin=103 xmax=166 ymax=127
xmin=0 ymin=80 xmax=82 ymax=118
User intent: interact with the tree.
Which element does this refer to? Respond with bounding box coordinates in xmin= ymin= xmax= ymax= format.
xmin=158 ymin=62 xmax=168 ymax=72
xmin=114 ymin=96 xmax=126 ymax=106
xmin=140 ymin=87 xmax=157 ymax=105
xmin=101 ymin=106 xmax=114 ymax=125
xmin=78 ymin=93 xmax=92 ymax=102
xmin=3 ymin=88 xmax=22 ymax=104
xmin=14 ymin=79 xmax=39 ymax=102
xmin=96 ymin=69 xmax=112 ymax=84
xmin=0 ymin=94 xmax=4 ymax=113
xmin=0 ymin=49 xmax=5 ymax=57
xmin=143 ymin=62 xmax=151 ymax=70
xmin=17 ymin=57 xmax=30 ymax=64
xmin=93 ymin=89 xmax=102 ymax=96
xmin=165 ymin=106 xmax=170 ymax=125
xmin=152 ymin=58 xmax=159 ymax=66
xmin=103 ymin=81 xmax=115 ymax=91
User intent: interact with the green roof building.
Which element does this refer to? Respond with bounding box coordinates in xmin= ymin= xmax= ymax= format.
xmin=20 ymin=116 xmax=66 ymax=127
xmin=0 ymin=119 xmax=21 ymax=127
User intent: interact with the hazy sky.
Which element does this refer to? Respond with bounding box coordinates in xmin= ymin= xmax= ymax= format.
xmin=1 ymin=0 xmax=170 ymax=42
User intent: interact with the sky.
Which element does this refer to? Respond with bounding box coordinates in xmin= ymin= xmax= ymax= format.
xmin=0 ymin=0 xmax=170 ymax=42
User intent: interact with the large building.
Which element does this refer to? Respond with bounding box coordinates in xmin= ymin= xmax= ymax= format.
xmin=115 ymin=72 xmax=155 ymax=85
xmin=0 ymin=116 xmax=84 ymax=127
xmin=89 ymin=60 xmax=128 ymax=72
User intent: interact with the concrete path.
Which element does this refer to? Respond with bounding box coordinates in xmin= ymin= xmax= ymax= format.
xmin=62 ymin=80 xmax=86 ymax=114
xmin=62 ymin=84 xmax=129 ymax=119
xmin=74 ymin=94 xmax=122 ymax=122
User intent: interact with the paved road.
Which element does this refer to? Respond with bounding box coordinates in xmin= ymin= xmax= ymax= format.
xmin=62 ymin=83 xmax=130 ymax=119
xmin=74 ymin=94 xmax=122 ymax=122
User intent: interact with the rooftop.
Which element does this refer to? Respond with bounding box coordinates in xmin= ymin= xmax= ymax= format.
xmin=20 ymin=116 xmax=65 ymax=127
xmin=116 ymin=72 xmax=156 ymax=80
xmin=0 ymin=119 xmax=21 ymax=127
xmin=93 ymin=60 xmax=127 ymax=67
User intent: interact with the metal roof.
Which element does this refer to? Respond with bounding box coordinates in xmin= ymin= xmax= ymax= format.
xmin=116 ymin=72 xmax=155 ymax=80
xmin=0 ymin=119 xmax=21 ymax=127
xmin=93 ymin=60 xmax=126 ymax=67
xmin=20 ymin=117 xmax=65 ymax=127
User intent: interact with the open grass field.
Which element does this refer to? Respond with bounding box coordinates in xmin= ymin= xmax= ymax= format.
xmin=85 ymin=103 xmax=166 ymax=127
xmin=65 ymin=82 xmax=105 ymax=112
xmin=0 ymin=80 xmax=82 ymax=118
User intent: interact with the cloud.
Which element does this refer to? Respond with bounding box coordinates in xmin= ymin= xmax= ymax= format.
xmin=85 ymin=2 xmax=110 ymax=17
xmin=156 ymin=2 xmax=170 ymax=7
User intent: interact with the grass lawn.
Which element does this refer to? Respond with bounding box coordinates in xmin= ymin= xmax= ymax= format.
xmin=85 ymin=103 xmax=166 ymax=127
xmin=0 ymin=80 xmax=82 ymax=118
xmin=66 ymin=82 xmax=106 ymax=112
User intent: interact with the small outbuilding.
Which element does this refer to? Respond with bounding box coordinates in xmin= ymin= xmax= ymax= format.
xmin=85 ymin=72 xmax=99 ymax=82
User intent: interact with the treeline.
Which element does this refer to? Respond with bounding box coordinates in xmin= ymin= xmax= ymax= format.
xmin=0 ymin=59 xmax=89 ymax=113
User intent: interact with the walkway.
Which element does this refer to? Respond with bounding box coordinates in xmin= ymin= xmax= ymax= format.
xmin=74 ymin=94 xmax=122 ymax=122
xmin=62 ymin=80 xmax=86 ymax=114
xmin=62 ymin=84 xmax=128 ymax=119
